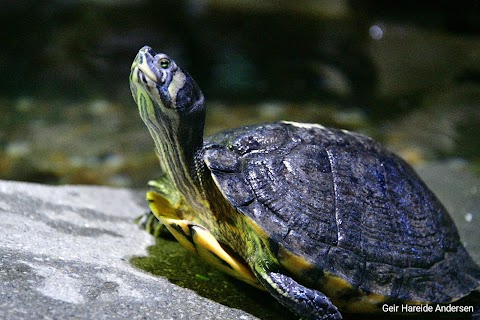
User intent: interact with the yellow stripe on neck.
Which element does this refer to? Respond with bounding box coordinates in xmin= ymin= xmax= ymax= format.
xmin=168 ymin=71 xmax=186 ymax=106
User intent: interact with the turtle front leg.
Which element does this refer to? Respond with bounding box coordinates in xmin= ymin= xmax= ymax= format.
xmin=134 ymin=178 xmax=182 ymax=238
xmin=254 ymin=265 xmax=342 ymax=320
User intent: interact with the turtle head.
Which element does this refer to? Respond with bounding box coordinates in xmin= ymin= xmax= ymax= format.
xmin=130 ymin=46 xmax=206 ymax=204
xmin=130 ymin=46 xmax=205 ymax=138
xmin=130 ymin=46 xmax=205 ymax=117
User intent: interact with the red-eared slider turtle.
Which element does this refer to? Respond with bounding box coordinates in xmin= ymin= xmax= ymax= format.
xmin=129 ymin=46 xmax=480 ymax=320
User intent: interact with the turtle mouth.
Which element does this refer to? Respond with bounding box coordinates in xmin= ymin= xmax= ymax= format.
xmin=129 ymin=46 xmax=166 ymax=126
xmin=131 ymin=46 xmax=159 ymax=85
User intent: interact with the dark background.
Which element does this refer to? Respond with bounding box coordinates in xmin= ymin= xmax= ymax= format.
xmin=1 ymin=0 xmax=479 ymax=186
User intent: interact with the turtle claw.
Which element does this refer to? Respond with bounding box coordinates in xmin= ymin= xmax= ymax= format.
xmin=134 ymin=210 xmax=172 ymax=239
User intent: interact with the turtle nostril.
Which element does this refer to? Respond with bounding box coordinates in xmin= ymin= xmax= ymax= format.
xmin=141 ymin=45 xmax=156 ymax=56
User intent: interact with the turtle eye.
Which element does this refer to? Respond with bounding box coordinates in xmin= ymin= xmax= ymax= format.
xmin=159 ymin=58 xmax=170 ymax=69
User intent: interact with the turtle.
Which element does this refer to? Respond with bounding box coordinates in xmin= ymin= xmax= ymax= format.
xmin=129 ymin=46 xmax=480 ymax=320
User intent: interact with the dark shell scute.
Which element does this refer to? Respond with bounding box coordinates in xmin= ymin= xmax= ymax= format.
xmin=203 ymin=148 xmax=240 ymax=173
xmin=362 ymin=262 xmax=403 ymax=298
xmin=239 ymin=199 xmax=290 ymax=242
xmin=221 ymin=123 xmax=288 ymax=156
xmin=399 ymin=267 xmax=450 ymax=302
xmin=328 ymin=146 xmax=449 ymax=269
xmin=244 ymin=146 xmax=339 ymax=249
xmin=210 ymin=169 xmax=255 ymax=207
xmin=325 ymin=247 xmax=365 ymax=288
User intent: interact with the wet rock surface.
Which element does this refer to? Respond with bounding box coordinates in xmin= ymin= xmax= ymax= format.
xmin=0 ymin=181 xmax=259 ymax=320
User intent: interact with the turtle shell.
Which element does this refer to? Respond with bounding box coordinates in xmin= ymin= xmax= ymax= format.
xmin=203 ymin=121 xmax=480 ymax=304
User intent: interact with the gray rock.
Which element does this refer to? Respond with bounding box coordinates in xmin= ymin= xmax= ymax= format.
xmin=0 ymin=160 xmax=479 ymax=319
xmin=0 ymin=180 xmax=258 ymax=320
